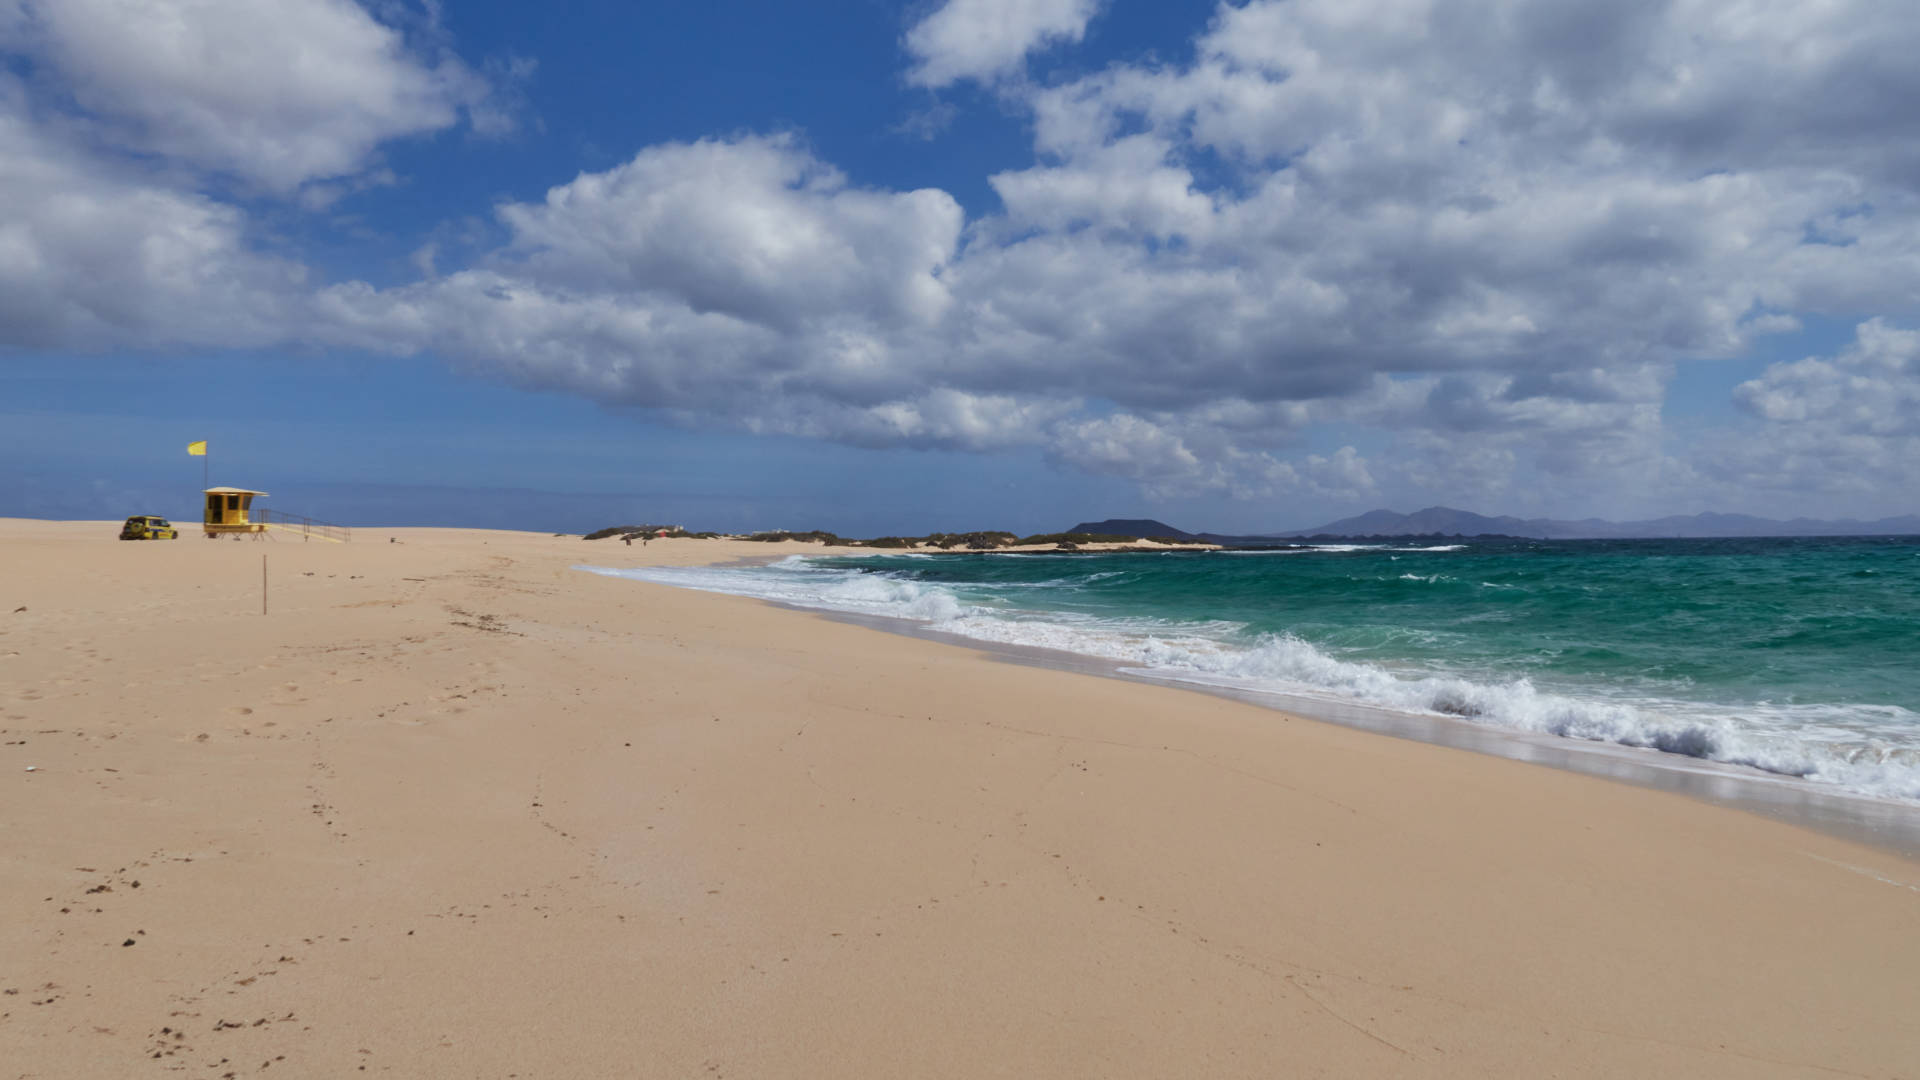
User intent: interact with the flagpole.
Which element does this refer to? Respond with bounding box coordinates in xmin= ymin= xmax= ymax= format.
xmin=188 ymin=441 xmax=209 ymax=522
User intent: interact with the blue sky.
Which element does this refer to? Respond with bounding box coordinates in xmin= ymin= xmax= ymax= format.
xmin=5 ymin=0 xmax=1920 ymax=534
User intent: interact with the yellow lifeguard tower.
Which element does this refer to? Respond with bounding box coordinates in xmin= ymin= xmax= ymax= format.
xmin=203 ymin=487 xmax=268 ymax=538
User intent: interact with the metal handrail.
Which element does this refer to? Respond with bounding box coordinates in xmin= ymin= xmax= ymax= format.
xmin=254 ymin=508 xmax=351 ymax=543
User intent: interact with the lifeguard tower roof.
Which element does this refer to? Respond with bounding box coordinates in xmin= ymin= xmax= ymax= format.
xmin=204 ymin=486 xmax=268 ymax=496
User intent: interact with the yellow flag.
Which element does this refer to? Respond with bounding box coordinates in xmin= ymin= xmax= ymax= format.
xmin=187 ymin=441 xmax=207 ymax=456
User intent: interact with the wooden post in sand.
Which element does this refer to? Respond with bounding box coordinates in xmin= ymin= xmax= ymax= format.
xmin=262 ymin=554 xmax=268 ymax=615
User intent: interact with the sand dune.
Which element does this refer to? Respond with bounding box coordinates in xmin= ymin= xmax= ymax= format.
xmin=3 ymin=520 xmax=1917 ymax=1077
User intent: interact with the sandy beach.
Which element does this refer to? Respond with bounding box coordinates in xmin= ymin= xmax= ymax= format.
xmin=3 ymin=519 xmax=1918 ymax=1078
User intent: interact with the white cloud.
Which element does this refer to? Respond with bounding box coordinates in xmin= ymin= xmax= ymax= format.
xmin=905 ymin=0 xmax=1101 ymax=88
xmin=0 ymin=0 xmax=504 ymax=352
xmin=315 ymin=136 xmax=982 ymax=443
xmin=989 ymin=134 xmax=1216 ymax=239
xmin=1735 ymin=320 xmax=1920 ymax=434
xmin=1046 ymin=411 xmax=1376 ymax=502
xmin=1049 ymin=413 xmax=1211 ymax=493
xmin=495 ymin=135 xmax=962 ymax=334
xmin=1371 ymin=366 xmax=1680 ymax=514
xmin=3 ymin=0 xmax=498 ymax=192
xmin=1708 ymin=319 xmax=1920 ymax=501
xmin=1302 ymin=445 xmax=1375 ymax=499
xmin=0 ymin=79 xmax=307 ymax=348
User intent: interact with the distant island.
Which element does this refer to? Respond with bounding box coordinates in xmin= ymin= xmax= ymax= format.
xmin=581 ymin=525 xmax=1219 ymax=552
xmin=1076 ymin=507 xmax=1920 ymax=542
xmin=579 ymin=507 xmax=1920 ymax=550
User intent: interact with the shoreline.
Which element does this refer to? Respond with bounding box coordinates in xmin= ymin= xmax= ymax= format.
xmin=8 ymin=522 xmax=1920 ymax=1077
xmin=587 ymin=550 xmax=1920 ymax=859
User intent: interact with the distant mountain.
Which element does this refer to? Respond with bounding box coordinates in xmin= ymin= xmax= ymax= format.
xmin=1064 ymin=507 xmax=1920 ymax=542
xmin=1270 ymin=506 xmax=1920 ymax=540
xmin=1069 ymin=518 xmax=1202 ymax=541
xmin=1278 ymin=506 xmax=1547 ymax=538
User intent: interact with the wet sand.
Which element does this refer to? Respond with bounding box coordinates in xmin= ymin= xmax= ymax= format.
xmin=4 ymin=520 xmax=1917 ymax=1078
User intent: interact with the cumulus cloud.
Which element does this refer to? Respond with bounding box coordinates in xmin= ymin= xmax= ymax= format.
xmin=315 ymin=135 xmax=986 ymax=442
xmin=0 ymin=0 xmax=505 ymax=350
xmin=0 ymin=78 xmax=308 ymax=349
xmin=1045 ymin=412 xmax=1376 ymax=502
xmin=1048 ymin=413 xmax=1211 ymax=493
xmin=2 ymin=0 xmax=500 ymax=192
xmin=904 ymin=0 xmax=1101 ymax=88
xmin=1735 ymin=320 xmax=1920 ymax=434
xmin=1372 ymin=365 xmax=1680 ymax=513
xmin=1707 ymin=319 xmax=1920 ymax=501
xmin=494 ymin=136 xmax=962 ymax=335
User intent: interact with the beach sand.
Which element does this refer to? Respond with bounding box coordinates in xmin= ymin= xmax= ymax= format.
xmin=3 ymin=519 xmax=1917 ymax=1078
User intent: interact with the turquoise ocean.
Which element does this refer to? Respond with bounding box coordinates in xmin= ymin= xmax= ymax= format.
xmin=584 ymin=536 xmax=1920 ymax=803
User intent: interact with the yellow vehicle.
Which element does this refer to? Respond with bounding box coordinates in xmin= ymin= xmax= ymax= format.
xmin=119 ymin=515 xmax=179 ymax=540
